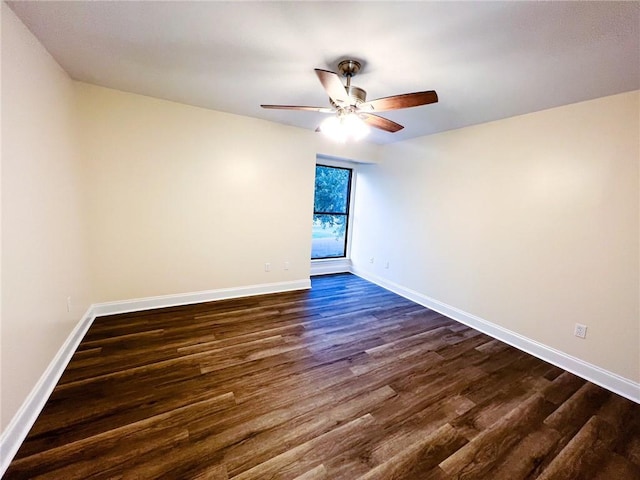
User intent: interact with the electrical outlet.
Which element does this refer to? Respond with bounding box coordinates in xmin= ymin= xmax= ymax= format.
xmin=369 ymin=257 xmax=374 ymax=264
xmin=264 ymin=263 xmax=271 ymax=272
xmin=66 ymin=296 xmax=72 ymax=312
xmin=574 ymin=323 xmax=587 ymax=339
xmin=284 ymin=261 xmax=290 ymax=271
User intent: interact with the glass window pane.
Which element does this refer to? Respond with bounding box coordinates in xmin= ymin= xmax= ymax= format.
xmin=313 ymin=165 xmax=350 ymax=214
xmin=311 ymin=214 xmax=346 ymax=259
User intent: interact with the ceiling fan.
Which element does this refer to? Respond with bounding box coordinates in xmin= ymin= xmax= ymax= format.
xmin=261 ymin=59 xmax=438 ymax=138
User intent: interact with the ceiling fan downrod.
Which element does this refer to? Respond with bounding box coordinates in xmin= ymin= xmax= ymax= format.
xmin=337 ymin=59 xmax=366 ymax=106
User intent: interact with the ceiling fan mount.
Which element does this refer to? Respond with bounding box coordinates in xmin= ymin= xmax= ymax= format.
xmin=260 ymin=57 xmax=438 ymax=136
xmin=337 ymin=59 xmax=362 ymax=78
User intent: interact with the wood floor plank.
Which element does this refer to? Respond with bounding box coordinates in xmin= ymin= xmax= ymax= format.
xmin=230 ymin=414 xmax=377 ymax=480
xmin=355 ymin=423 xmax=468 ymax=480
xmin=440 ymin=393 xmax=551 ymax=477
xmin=291 ymin=464 xmax=328 ymax=480
xmin=593 ymin=452 xmax=640 ymax=479
xmin=10 ymin=393 xmax=236 ymax=477
xmin=488 ymin=426 xmax=562 ymax=479
xmin=367 ymin=394 xmax=475 ymax=467
xmin=536 ymin=415 xmax=618 ymax=480
xmin=222 ymin=385 xmax=397 ymax=477
xmin=5 ymin=273 xmax=640 ymax=479
xmin=540 ymin=371 xmax=586 ymax=405
xmin=543 ymin=382 xmax=610 ymax=434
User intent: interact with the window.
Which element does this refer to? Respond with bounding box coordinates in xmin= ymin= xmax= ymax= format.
xmin=311 ymin=164 xmax=353 ymax=259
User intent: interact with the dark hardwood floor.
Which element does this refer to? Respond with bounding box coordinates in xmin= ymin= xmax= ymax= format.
xmin=5 ymin=273 xmax=640 ymax=479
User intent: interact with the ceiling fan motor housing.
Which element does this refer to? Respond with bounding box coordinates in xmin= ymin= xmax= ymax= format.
xmin=346 ymin=85 xmax=366 ymax=103
xmin=329 ymin=85 xmax=366 ymax=110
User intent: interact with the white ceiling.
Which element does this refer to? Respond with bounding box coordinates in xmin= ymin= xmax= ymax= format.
xmin=7 ymin=1 xmax=640 ymax=144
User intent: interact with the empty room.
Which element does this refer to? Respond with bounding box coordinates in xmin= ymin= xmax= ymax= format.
xmin=1 ymin=1 xmax=639 ymax=479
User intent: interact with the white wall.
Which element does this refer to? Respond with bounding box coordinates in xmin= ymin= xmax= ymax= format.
xmin=352 ymin=91 xmax=640 ymax=384
xmin=1 ymin=3 xmax=93 ymax=430
xmin=76 ymin=83 xmax=379 ymax=303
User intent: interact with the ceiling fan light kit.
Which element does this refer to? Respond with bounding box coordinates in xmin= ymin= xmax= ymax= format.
xmin=320 ymin=112 xmax=370 ymax=143
xmin=261 ymin=58 xmax=438 ymax=142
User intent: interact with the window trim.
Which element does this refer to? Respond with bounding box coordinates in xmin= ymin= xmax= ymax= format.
xmin=311 ymin=161 xmax=356 ymax=261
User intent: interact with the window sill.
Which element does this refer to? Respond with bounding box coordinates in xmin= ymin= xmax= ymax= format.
xmin=310 ymin=258 xmax=352 ymax=276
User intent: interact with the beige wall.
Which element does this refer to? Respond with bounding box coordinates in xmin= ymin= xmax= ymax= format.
xmin=76 ymin=83 xmax=379 ymax=303
xmin=1 ymin=4 xmax=92 ymax=429
xmin=352 ymin=91 xmax=640 ymax=383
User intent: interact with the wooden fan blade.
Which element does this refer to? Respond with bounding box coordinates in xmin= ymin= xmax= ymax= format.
xmin=315 ymin=69 xmax=350 ymax=106
xmin=361 ymin=90 xmax=438 ymax=112
xmin=361 ymin=113 xmax=404 ymax=133
xmin=261 ymin=105 xmax=334 ymax=113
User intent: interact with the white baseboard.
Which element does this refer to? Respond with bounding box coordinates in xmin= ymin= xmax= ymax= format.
xmin=310 ymin=258 xmax=352 ymax=276
xmin=0 ymin=307 xmax=96 ymax=477
xmin=351 ymin=267 xmax=640 ymax=404
xmin=92 ymin=279 xmax=311 ymax=317
xmin=0 ymin=278 xmax=311 ymax=476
